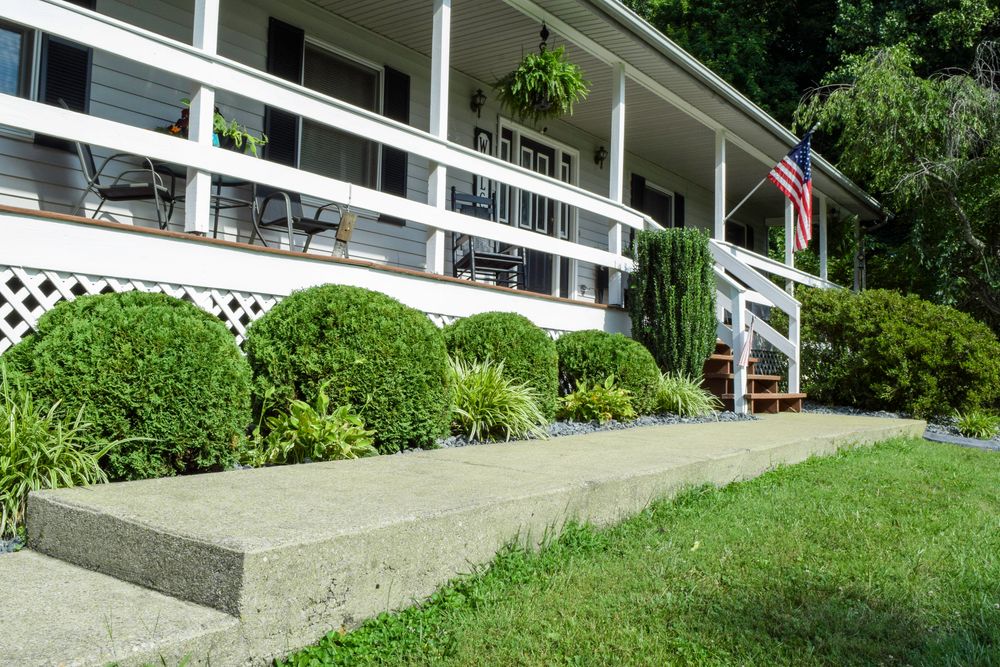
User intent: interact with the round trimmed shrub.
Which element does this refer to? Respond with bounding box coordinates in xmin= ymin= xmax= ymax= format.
xmin=555 ymin=330 xmax=660 ymax=414
xmin=2 ymin=291 xmax=252 ymax=480
xmin=796 ymin=287 xmax=1000 ymax=417
xmin=443 ymin=312 xmax=558 ymax=419
xmin=243 ymin=285 xmax=451 ymax=453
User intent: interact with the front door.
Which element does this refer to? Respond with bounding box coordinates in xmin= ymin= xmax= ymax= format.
xmin=518 ymin=137 xmax=556 ymax=294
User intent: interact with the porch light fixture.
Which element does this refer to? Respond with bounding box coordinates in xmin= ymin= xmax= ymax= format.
xmin=470 ymin=89 xmax=487 ymax=118
xmin=594 ymin=146 xmax=608 ymax=169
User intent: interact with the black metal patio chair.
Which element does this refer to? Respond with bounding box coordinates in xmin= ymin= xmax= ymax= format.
xmin=250 ymin=184 xmax=355 ymax=256
xmin=451 ymin=186 xmax=523 ymax=287
xmin=61 ymin=100 xmax=177 ymax=229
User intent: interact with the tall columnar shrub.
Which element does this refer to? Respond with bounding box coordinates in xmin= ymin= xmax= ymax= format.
xmin=629 ymin=228 xmax=716 ymax=376
xmin=443 ymin=311 xmax=559 ymax=419
xmin=797 ymin=287 xmax=1000 ymax=417
xmin=243 ymin=285 xmax=452 ymax=453
xmin=1 ymin=292 xmax=252 ymax=480
xmin=555 ymin=330 xmax=660 ymax=415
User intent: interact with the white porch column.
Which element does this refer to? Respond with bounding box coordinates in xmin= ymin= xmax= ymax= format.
xmin=713 ymin=128 xmax=726 ymax=240
xmin=185 ymin=0 xmax=219 ymax=235
xmin=784 ymin=198 xmax=795 ymax=295
xmin=607 ymin=61 xmax=626 ymax=306
xmin=818 ymin=193 xmax=828 ymax=281
xmin=425 ymin=0 xmax=451 ymax=275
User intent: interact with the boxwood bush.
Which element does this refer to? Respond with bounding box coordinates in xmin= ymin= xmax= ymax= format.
xmin=2 ymin=292 xmax=252 ymax=480
xmin=795 ymin=288 xmax=1000 ymax=417
xmin=555 ymin=330 xmax=660 ymax=414
xmin=443 ymin=311 xmax=558 ymax=419
xmin=243 ymin=285 xmax=451 ymax=453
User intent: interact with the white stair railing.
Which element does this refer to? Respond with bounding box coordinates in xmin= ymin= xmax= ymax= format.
xmin=709 ymin=240 xmax=804 ymax=413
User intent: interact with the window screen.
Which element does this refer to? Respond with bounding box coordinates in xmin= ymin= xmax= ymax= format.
xmin=299 ymin=43 xmax=379 ymax=187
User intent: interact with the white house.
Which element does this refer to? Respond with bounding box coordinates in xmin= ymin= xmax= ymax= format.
xmin=0 ymin=0 xmax=882 ymax=412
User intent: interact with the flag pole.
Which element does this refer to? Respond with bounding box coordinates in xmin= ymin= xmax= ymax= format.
xmin=723 ymin=123 xmax=820 ymax=223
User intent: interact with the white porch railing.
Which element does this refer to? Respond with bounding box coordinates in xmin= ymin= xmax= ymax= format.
xmin=1 ymin=0 xmax=651 ymax=276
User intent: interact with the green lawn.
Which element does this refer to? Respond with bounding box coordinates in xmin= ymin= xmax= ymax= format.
xmin=281 ymin=438 xmax=1000 ymax=666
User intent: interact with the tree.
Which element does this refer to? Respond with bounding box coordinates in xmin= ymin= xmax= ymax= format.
xmin=796 ymin=43 xmax=1000 ymax=329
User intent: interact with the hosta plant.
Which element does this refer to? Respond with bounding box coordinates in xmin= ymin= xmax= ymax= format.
xmin=0 ymin=368 xmax=111 ymax=539
xmin=245 ymin=385 xmax=377 ymax=466
xmin=557 ymin=376 xmax=636 ymax=424
xmin=656 ymin=372 xmax=722 ymax=417
xmin=494 ymin=45 xmax=590 ymax=124
xmin=449 ymin=357 xmax=548 ymax=442
xmin=953 ymin=409 xmax=1000 ymax=440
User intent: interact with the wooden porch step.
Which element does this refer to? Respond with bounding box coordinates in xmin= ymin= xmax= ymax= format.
xmin=703 ymin=372 xmax=781 ymax=396
xmin=721 ymin=393 xmax=806 ymax=414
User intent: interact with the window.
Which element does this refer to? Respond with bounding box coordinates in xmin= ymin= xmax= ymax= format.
xmin=639 ymin=182 xmax=673 ymax=227
xmin=0 ymin=21 xmax=33 ymax=98
xmin=299 ymin=42 xmax=380 ymax=188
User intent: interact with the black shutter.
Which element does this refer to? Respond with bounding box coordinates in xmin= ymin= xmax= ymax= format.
xmin=36 ymin=29 xmax=93 ymax=151
xmin=264 ymin=18 xmax=304 ymax=166
xmin=379 ymin=66 xmax=410 ymax=225
xmin=746 ymin=223 xmax=755 ymax=250
xmin=674 ymin=193 xmax=685 ymax=228
xmin=630 ymin=173 xmax=645 ymax=213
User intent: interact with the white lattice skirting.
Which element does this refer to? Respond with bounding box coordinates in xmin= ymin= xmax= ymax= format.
xmin=0 ymin=265 xmax=557 ymax=354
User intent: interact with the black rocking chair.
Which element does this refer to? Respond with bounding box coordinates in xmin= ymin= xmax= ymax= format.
xmin=251 ymin=184 xmax=356 ymax=256
xmin=451 ymin=186 xmax=524 ymax=287
xmin=62 ymin=99 xmax=177 ymax=228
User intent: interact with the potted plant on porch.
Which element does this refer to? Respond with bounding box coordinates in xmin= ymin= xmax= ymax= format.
xmin=162 ymin=100 xmax=268 ymax=157
xmin=494 ymin=24 xmax=590 ymax=124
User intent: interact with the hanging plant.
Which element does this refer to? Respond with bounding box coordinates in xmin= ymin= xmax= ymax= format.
xmin=494 ymin=27 xmax=590 ymax=124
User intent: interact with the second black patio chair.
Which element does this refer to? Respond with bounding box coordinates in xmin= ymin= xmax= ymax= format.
xmin=250 ymin=184 xmax=356 ymax=256
xmin=451 ymin=186 xmax=524 ymax=287
xmin=61 ymin=99 xmax=178 ymax=229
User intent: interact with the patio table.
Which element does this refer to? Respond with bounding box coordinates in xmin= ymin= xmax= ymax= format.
xmin=154 ymin=163 xmax=255 ymax=239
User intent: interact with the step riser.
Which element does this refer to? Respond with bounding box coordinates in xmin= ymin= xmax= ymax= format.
xmin=705 ymin=345 xmax=800 ymax=414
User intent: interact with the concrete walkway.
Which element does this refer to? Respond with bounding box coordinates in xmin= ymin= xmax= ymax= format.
xmin=3 ymin=413 xmax=924 ymax=665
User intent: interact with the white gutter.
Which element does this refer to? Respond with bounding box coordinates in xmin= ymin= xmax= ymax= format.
xmin=589 ymin=0 xmax=884 ymax=218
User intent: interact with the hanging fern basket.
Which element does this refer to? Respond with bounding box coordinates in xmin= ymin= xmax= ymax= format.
xmin=494 ymin=38 xmax=590 ymax=124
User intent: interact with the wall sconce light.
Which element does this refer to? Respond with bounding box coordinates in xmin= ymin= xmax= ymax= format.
xmin=594 ymin=146 xmax=608 ymax=169
xmin=470 ymin=89 xmax=487 ymax=119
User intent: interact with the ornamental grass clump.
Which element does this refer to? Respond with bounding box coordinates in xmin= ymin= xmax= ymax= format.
xmin=555 ymin=330 xmax=660 ymax=414
xmin=443 ymin=312 xmax=559 ymax=419
xmin=244 ymin=285 xmax=452 ymax=454
xmin=557 ymin=376 xmax=636 ymax=424
xmin=449 ymin=357 xmax=548 ymax=442
xmin=2 ymin=292 xmax=252 ymax=481
xmin=0 ymin=367 xmax=110 ymax=539
xmin=655 ymin=372 xmax=722 ymax=417
xmin=953 ymin=409 xmax=1000 ymax=440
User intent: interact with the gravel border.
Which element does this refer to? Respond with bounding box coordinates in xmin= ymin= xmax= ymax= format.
xmin=412 ymin=411 xmax=757 ymax=453
xmin=0 ymin=537 xmax=24 ymax=554
xmin=803 ymin=401 xmax=1000 ymax=449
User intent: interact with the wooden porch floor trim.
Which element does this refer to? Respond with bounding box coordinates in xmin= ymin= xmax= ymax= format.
xmin=0 ymin=204 xmax=619 ymax=312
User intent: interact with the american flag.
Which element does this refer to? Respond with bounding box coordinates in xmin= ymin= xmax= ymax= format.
xmin=767 ymin=131 xmax=814 ymax=251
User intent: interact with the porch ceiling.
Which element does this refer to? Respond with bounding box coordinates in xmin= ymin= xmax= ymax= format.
xmin=307 ymin=0 xmax=878 ymax=221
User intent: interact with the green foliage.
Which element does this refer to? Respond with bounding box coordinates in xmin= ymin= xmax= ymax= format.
xmin=557 ymin=376 xmax=637 ymax=424
xmin=0 ymin=367 xmax=110 ymax=538
xmin=629 ymin=229 xmax=716 ymax=378
xmin=953 ymin=409 xmax=1000 ymax=440
xmin=243 ymin=285 xmax=452 ymax=454
xmin=555 ymin=330 xmax=660 ymax=414
xmin=448 ymin=357 xmax=549 ymax=442
xmin=795 ymin=287 xmax=1000 ymax=416
xmin=443 ymin=311 xmax=559 ymax=419
xmin=655 ymin=372 xmax=722 ymax=417
xmin=2 ymin=292 xmax=252 ymax=481
xmin=243 ymin=384 xmax=377 ymax=466
xmin=494 ymin=45 xmax=590 ymax=124
xmin=796 ymin=43 xmax=1000 ymax=332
